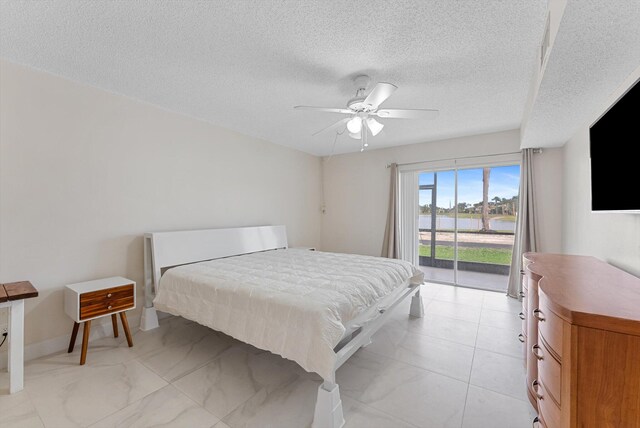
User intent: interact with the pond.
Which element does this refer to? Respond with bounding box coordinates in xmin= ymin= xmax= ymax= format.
xmin=419 ymin=215 xmax=515 ymax=232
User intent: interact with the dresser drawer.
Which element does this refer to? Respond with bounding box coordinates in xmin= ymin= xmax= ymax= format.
xmin=537 ymin=292 xmax=564 ymax=360
xmin=537 ymin=339 xmax=562 ymax=406
xmin=520 ymin=331 xmax=528 ymax=365
xmin=521 ymin=295 xmax=528 ymax=333
xmin=537 ymin=381 xmax=561 ymax=428
xmin=79 ymin=284 xmax=134 ymax=320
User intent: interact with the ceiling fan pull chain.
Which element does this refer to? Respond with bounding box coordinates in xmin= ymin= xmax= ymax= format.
xmin=361 ymin=118 xmax=369 ymax=151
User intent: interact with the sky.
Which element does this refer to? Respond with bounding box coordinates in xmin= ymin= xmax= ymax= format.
xmin=419 ymin=164 xmax=520 ymax=208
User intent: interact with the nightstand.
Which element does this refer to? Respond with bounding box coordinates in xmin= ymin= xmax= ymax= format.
xmin=64 ymin=277 xmax=136 ymax=365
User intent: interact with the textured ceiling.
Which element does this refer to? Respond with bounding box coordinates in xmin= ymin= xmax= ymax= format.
xmin=1 ymin=1 xmax=547 ymax=156
xmin=521 ymin=0 xmax=640 ymax=148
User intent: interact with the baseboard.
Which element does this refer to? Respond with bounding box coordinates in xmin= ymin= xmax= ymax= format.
xmin=0 ymin=313 xmax=142 ymax=369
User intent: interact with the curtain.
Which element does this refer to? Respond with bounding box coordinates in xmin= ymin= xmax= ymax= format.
xmin=507 ymin=148 xmax=539 ymax=299
xmin=381 ymin=163 xmax=399 ymax=258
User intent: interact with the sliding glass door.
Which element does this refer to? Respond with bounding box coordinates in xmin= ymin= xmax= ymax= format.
xmin=407 ymin=161 xmax=520 ymax=292
xmin=418 ymin=170 xmax=455 ymax=284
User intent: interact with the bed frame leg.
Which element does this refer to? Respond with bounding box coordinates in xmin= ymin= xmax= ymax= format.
xmin=140 ymin=306 xmax=159 ymax=331
xmin=410 ymin=288 xmax=425 ymax=318
xmin=312 ymin=381 xmax=345 ymax=428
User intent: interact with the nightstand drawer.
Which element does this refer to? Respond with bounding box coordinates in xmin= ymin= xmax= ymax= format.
xmin=80 ymin=296 xmax=133 ymax=320
xmin=79 ymin=285 xmax=134 ymax=320
xmin=80 ymin=284 xmax=133 ymax=306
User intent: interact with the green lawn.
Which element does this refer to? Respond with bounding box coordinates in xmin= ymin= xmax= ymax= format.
xmin=419 ymin=244 xmax=512 ymax=265
xmin=453 ymin=213 xmax=484 ymax=219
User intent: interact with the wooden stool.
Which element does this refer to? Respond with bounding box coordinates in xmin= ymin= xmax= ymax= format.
xmin=64 ymin=277 xmax=136 ymax=365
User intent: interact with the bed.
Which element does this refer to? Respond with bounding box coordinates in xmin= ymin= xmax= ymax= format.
xmin=141 ymin=225 xmax=425 ymax=428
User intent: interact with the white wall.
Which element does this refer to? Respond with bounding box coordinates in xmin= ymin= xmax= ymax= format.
xmin=321 ymin=129 xmax=563 ymax=256
xmin=561 ymin=66 xmax=640 ymax=277
xmin=0 ymin=60 xmax=322 ymax=348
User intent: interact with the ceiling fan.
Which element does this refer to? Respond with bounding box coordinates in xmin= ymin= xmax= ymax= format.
xmin=295 ymin=75 xmax=439 ymax=151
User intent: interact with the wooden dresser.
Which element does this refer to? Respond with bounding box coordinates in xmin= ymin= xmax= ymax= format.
xmin=522 ymin=253 xmax=640 ymax=428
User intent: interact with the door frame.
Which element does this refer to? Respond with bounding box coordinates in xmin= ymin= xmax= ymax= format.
xmin=399 ymin=153 xmax=521 ymax=289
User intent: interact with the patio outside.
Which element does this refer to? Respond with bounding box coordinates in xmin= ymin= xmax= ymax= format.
xmin=419 ymin=230 xmax=514 ymax=292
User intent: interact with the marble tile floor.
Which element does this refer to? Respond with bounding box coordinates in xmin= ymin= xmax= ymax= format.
xmin=0 ymin=283 xmax=537 ymax=428
xmin=418 ymin=267 xmax=508 ymax=292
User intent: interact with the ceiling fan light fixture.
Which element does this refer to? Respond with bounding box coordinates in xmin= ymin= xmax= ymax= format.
xmin=346 ymin=116 xmax=362 ymax=134
xmin=348 ymin=130 xmax=361 ymax=139
xmin=366 ymin=118 xmax=384 ymax=136
xmin=294 ymin=76 xmax=439 ymax=152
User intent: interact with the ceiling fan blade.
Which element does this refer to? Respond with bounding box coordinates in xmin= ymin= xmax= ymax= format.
xmin=312 ymin=117 xmax=350 ymax=136
xmin=363 ymin=83 xmax=397 ymax=109
xmin=374 ymin=108 xmax=439 ymax=119
xmin=295 ymin=106 xmax=352 ymax=114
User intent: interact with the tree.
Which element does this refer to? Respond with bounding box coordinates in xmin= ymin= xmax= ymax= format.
xmin=492 ymin=196 xmax=501 ymax=204
xmin=420 ymin=204 xmax=433 ymax=214
xmin=481 ymin=167 xmax=491 ymax=231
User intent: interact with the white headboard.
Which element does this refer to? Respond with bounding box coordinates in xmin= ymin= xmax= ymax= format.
xmin=143 ymin=225 xmax=287 ymax=307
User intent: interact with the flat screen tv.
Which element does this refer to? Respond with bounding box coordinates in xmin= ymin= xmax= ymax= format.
xmin=590 ymin=78 xmax=640 ymax=213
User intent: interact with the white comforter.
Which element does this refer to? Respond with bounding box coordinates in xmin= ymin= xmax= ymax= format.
xmin=153 ymin=249 xmax=423 ymax=380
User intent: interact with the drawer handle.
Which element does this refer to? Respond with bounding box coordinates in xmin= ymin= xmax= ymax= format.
xmin=518 ymin=312 xmax=526 ymax=320
xmin=533 ymin=308 xmax=546 ymax=321
xmin=532 ymin=380 xmax=544 ymax=400
xmin=532 ymin=344 xmax=544 ymax=360
xmin=107 ymin=293 xmax=112 ymax=298
xmin=518 ymin=333 xmax=525 ymax=343
xmin=108 ymin=305 xmax=113 ymax=310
